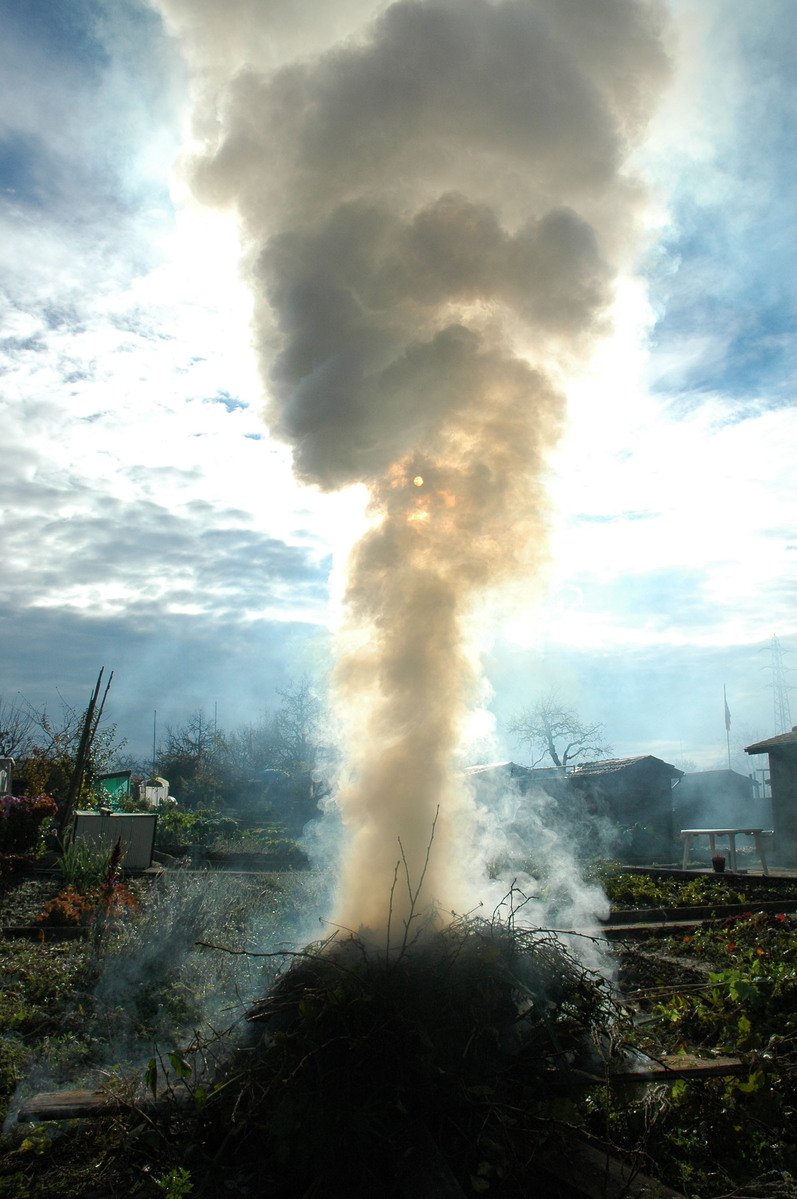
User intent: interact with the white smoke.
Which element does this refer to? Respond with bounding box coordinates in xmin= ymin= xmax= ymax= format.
xmin=157 ymin=0 xmax=671 ymax=937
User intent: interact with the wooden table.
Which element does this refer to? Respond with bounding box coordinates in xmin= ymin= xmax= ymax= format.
xmin=680 ymin=827 xmax=771 ymax=875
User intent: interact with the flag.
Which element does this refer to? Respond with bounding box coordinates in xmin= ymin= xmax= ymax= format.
xmin=724 ymin=686 xmax=731 ymax=733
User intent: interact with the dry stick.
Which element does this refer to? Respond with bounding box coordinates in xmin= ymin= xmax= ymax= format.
xmin=396 ymin=805 xmax=440 ymax=957
xmin=195 ymin=943 xmax=312 ymax=960
xmin=386 ymin=858 xmax=401 ymax=961
xmin=89 ymin=669 xmax=113 ymax=743
xmin=59 ymin=667 xmax=109 ymax=839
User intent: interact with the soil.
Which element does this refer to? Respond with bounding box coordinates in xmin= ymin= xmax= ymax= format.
xmin=0 ymin=877 xmax=62 ymax=927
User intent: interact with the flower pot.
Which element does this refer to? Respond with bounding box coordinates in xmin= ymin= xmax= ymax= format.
xmin=712 ymin=855 xmax=726 ymax=873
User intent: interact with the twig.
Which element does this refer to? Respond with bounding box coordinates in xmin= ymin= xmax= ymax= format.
xmin=396 ymin=805 xmax=440 ymax=957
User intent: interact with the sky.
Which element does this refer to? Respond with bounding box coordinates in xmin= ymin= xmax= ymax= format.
xmin=1 ymin=0 xmax=795 ymax=773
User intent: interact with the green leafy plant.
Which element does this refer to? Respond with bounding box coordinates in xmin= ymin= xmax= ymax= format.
xmin=58 ymin=838 xmax=114 ymax=890
xmin=157 ymin=1166 xmax=193 ymax=1197
xmin=596 ymin=865 xmax=747 ymax=909
xmin=154 ymin=805 xmax=238 ymax=850
xmin=40 ymin=843 xmax=139 ymax=929
xmin=601 ymin=910 xmax=797 ymax=1194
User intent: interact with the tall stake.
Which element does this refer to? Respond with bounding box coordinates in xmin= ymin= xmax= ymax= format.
xmin=58 ymin=668 xmax=111 ymax=839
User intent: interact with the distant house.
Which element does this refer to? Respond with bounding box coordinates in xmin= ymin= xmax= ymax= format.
xmin=140 ymin=777 xmax=171 ymax=807
xmin=673 ymin=769 xmax=767 ymax=833
xmin=94 ymin=771 xmax=132 ymax=805
xmin=745 ymin=728 xmax=797 ymax=864
xmin=466 ymin=755 xmax=682 ymax=863
xmin=569 ymin=756 xmax=683 ymax=861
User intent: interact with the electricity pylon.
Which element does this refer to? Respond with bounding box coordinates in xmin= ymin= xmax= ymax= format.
xmin=768 ymin=635 xmax=792 ymax=734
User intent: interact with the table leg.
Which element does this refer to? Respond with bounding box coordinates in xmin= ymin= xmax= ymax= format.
xmin=727 ymin=833 xmax=737 ymax=873
xmin=753 ymin=833 xmax=769 ymax=876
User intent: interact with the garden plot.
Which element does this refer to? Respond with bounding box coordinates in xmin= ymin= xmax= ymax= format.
xmin=0 ymin=867 xmax=795 ymax=1198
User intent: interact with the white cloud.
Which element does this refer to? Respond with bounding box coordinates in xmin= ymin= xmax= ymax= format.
xmin=1 ymin=0 xmax=795 ymax=763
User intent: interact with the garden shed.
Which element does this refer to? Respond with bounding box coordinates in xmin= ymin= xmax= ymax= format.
xmin=673 ymin=768 xmax=767 ymax=832
xmin=568 ymin=755 xmax=683 ymax=862
xmin=466 ymin=756 xmax=683 ymax=863
xmin=745 ymin=728 xmax=797 ymax=864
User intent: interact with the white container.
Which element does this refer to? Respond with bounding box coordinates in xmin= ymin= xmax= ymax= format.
xmin=73 ymin=812 xmax=157 ymax=870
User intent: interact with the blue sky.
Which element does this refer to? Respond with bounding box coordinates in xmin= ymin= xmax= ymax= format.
xmin=0 ymin=0 xmax=795 ymax=771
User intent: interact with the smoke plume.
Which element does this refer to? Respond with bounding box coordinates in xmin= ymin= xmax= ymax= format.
xmin=158 ymin=0 xmax=670 ymax=935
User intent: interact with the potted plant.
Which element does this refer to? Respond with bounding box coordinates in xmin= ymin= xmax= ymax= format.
xmin=712 ymin=853 xmax=726 ymax=873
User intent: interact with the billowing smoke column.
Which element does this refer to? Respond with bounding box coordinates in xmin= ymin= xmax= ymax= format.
xmin=158 ymin=0 xmax=669 ymax=935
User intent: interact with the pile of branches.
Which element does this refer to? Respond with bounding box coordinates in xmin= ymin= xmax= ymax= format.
xmin=194 ymin=915 xmax=625 ymax=1196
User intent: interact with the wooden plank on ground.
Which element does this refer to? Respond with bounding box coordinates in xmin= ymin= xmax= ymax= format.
xmin=608 ymin=1054 xmax=747 ymax=1083
xmin=603 ymin=898 xmax=797 ymax=926
xmin=18 ymin=1090 xmax=125 ymax=1121
xmin=17 ymin=1088 xmax=187 ymax=1122
xmin=600 ymin=920 xmax=701 ymax=940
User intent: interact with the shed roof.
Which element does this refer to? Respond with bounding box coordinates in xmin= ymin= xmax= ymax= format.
xmin=679 ymin=769 xmax=753 ymax=784
xmin=676 ymin=769 xmax=755 ymax=796
xmin=745 ymin=728 xmax=797 ymax=755
xmin=571 ymin=754 xmax=682 ymax=780
xmin=464 ymin=761 xmax=564 ymax=785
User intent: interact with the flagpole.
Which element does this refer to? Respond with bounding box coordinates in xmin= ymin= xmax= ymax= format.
xmin=724 ymin=685 xmax=731 ymax=769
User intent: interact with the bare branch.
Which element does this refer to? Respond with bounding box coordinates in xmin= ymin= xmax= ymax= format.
xmin=509 ymin=691 xmax=612 ymax=771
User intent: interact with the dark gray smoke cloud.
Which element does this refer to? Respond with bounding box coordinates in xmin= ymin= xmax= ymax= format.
xmin=158 ymin=0 xmax=670 ymax=934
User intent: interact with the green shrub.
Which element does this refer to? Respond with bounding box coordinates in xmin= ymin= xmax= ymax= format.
xmin=59 ymin=839 xmax=113 ymax=890
xmin=155 ymin=806 xmax=238 ymax=850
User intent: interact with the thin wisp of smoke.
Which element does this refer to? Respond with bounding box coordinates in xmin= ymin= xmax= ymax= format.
xmin=157 ymin=0 xmax=670 ymax=936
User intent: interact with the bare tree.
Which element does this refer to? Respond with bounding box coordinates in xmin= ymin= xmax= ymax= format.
xmin=157 ymin=709 xmax=226 ymax=807
xmin=0 ymin=696 xmax=34 ymax=759
xmin=12 ymin=678 xmax=124 ymax=806
xmin=509 ymin=693 xmax=612 ymax=770
xmin=272 ymin=677 xmax=322 ymax=775
xmin=154 ymin=680 xmax=329 ymax=814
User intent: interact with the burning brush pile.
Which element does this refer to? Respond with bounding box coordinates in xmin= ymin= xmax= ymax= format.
xmin=196 ymin=914 xmax=624 ymax=1196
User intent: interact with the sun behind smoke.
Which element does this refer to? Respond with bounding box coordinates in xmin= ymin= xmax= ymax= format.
xmin=159 ymin=0 xmax=671 ymax=940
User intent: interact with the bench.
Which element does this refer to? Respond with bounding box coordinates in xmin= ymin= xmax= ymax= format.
xmin=680 ymin=828 xmax=772 ymax=875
